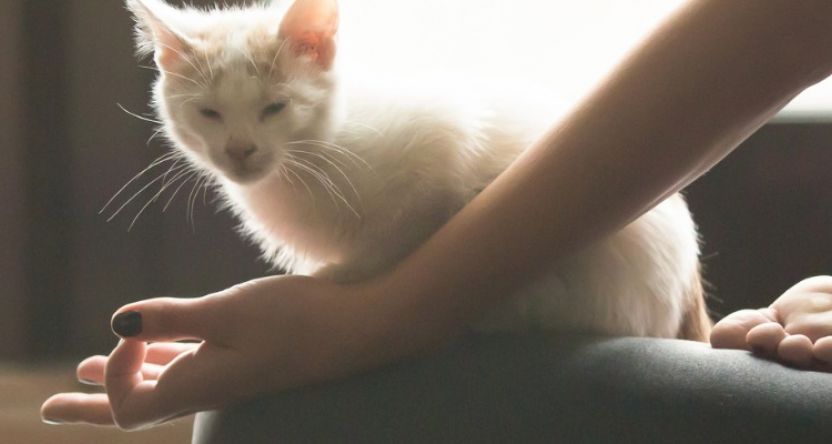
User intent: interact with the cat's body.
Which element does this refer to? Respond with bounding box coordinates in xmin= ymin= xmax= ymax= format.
xmin=128 ymin=0 xmax=711 ymax=340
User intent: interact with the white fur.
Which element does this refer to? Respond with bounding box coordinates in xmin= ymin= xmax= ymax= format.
xmin=127 ymin=0 xmax=701 ymax=337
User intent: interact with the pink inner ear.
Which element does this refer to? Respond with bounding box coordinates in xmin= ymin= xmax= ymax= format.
xmin=155 ymin=37 xmax=196 ymax=74
xmin=157 ymin=44 xmax=185 ymax=71
xmin=279 ymin=0 xmax=339 ymax=69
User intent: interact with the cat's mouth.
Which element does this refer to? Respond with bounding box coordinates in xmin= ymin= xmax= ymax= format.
xmin=221 ymin=161 xmax=271 ymax=185
xmin=210 ymin=149 xmax=277 ymax=185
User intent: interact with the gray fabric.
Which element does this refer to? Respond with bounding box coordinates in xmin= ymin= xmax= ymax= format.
xmin=192 ymin=334 xmax=832 ymax=443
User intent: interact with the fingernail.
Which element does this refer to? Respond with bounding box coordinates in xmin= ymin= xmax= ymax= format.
xmin=112 ymin=311 xmax=142 ymax=337
xmin=42 ymin=417 xmax=63 ymax=425
xmin=79 ymin=378 xmax=96 ymax=385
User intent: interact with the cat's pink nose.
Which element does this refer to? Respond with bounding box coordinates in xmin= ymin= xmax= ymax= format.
xmin=226 ymin=144 xmax=257 ymax=163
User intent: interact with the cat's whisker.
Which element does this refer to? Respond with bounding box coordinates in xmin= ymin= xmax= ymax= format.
xmin=191 ymin=176 xmax=204 ymax=218
xmin=195 ymin=173 xmax=213 ymax=218
xmin=117 ymin=103 xmax=163 ymax=125
xmin=277 ymin=163 xmax=295 ymax=187
xmin=100 ymin=151 xmax=181 ymax=214
xmin=286 ymin=149 xmax=362 ymax=204
xmin=180 ymin=96 xmax=201 ymax=106
xmin=201 ymin=176 xmax=211 ymax=206
xmin=106 ymin=168 xmax=170 ymax=222
xmin=200 ymin=46 xmax=214 ymax=80
xmin=344 ymin=121 xmax=383 ymax=136
xmin=286 ymin=147 xmax=348 ymax=169
xmin=147 ymin=129 xmax=164 ymax=145
xmin=187 ymin=173 xmax=210 ymax=230
xmin=285 ymin=140 xmax=372 ymax=171
xmin=138 ymin=65 xmax=204 ymax=88
xmin=186 ymin=175 xmax=200 ymax=228
xmin=286 ymin=166 xmax=315 ymax=202
xmin=166 ymin=92 xmax=202 ymax=100
xmin=286 ymin=155 xmax=360 ymax=218
xmin=127 ymin=165 xmax=191 ymax=231
xmin=284 ymin=140 xmax=373 ymax=172
xmin=161 ymin=164 xmax=192 ymax=192
xmin=163 ymin=170 xmax=199 ymax=212
xmin=160 ymin=159 xmax=186 ymax=189
xmin=288 ymin=154 xmax=354 ymax=208
xmin=268 ymin=39 xmax=289 ymax=78
xmin=286 ymin=154 xmax=339 ymax=195
xmin=243 ymin=48 xmax=261 ymax=77
xmin=284 ymin=156 xmax=339 ymax=207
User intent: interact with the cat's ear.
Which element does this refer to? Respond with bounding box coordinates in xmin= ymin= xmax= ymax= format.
xmin=279 ymin=0 xmax=339 ymax=70
xmin=125 ymin=0 xmax=194 ymax=72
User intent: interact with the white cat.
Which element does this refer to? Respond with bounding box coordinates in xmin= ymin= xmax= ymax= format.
xmin=126 ymin=0 xmax=711 ymax=340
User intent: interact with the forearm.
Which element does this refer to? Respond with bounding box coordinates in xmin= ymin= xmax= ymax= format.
xmin=354 ymin=0 xmax=832 ymax=360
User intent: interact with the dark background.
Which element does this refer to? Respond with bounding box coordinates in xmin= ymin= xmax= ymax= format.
xmin=1 ymin=0 xmax=831 ymax=362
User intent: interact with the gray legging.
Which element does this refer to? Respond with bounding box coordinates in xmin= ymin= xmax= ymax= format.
xmin=192 ymin=334 xmax=832 ymax=443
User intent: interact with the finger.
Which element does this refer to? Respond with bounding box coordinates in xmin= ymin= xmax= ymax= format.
xmin=77 ymin=355 xmax=108 ymax=385
xmin=105 ymin=339 xmax=153 ymax=429
xmin=152 ymin=345 xmax=251 ymax=417
xmin=79 ymin=359 xmax=165 ymax=386
xmin=146 ymin=342 xmax=200 ymax=365
xmin=112 ymin=296 xmax=226 ymax=344
xmin=746 ymin=322 xmax=787 ymax=356
xmin=710 ymin=308 xmax=778 ymax=350
xmin=777 ymin=334 xmax=814 ymax=368
xmin=812 ymin=336 xmax=832 ymax=364
xmin=106 ymin=343 xmax=246 ymax=430
xmin=41 ymin=393 xmax=114 ymax=426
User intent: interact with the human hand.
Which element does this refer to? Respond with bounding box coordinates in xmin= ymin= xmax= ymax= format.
xmin=40 ymin=275 xmax=385 ymax=430
xmin=711 ymin=275 xmax=832 ymax=370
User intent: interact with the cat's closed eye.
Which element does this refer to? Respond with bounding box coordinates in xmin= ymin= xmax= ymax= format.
xmin=261 ymin=102 xmax=286 ymax=120
xmin=200 ymin=108 xmax=222 ymax=121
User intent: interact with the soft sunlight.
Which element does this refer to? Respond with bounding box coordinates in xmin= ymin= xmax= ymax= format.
xmin=341 ymin=0 xmax=831 ymax=120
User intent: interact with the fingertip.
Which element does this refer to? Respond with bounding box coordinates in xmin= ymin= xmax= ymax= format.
xmin=812 ymin=336 xmax=832 ymax=364
xmin=777 ymin=334 xmax=814 ymax=368
xmin=111 ymin=297 xmax=219 ymax=344
xmin=709 ymin=320 xmax=751 ymax=350
xmin=77 ymin=355 xmax=106 ymax=372
xmin=76 ymin=356 xmax=107 ymax=385
xmin=40 ymin=393 xmax=77 ymax=424
xmin=40 ymin=394 xmax=61 ymax=421
xmin=746 ymin=322 xmax=786 ymax=355
xmin=112 ymin=310 xmax=143 ymax=338
xmin=40 ymin=393 xmax=115 ymax=426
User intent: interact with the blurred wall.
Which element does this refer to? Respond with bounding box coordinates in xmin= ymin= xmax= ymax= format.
xmin=0 ymin=0 xmax=25 ymax=358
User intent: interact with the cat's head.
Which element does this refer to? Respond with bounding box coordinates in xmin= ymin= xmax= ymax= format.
xmin=127 ymin=0 xmax=340 ymax=185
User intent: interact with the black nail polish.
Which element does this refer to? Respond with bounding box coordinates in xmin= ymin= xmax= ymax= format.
xmin=112 ymin=311 xmax=142 ymax=337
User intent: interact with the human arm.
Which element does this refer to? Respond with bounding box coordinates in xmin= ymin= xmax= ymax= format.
xmin=359 ymin=0 xmax=832 ymax=360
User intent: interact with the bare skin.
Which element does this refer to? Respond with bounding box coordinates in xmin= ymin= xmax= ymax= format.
xmin=711 ymin=276 xmax=832 ymax=370
xmin=42 ymin=0 xmax=832 ymax=430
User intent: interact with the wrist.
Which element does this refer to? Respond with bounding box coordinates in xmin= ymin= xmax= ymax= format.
xmin=334 ymin=274 xmax=458 ymax=373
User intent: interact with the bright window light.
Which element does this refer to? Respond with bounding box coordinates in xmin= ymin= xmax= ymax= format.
xmin=340 ymin=0 xmax=831 ymax=121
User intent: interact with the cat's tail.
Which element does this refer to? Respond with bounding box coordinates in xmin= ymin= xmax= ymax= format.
xmin=677 ymin=268 xmax=712 ymax=342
